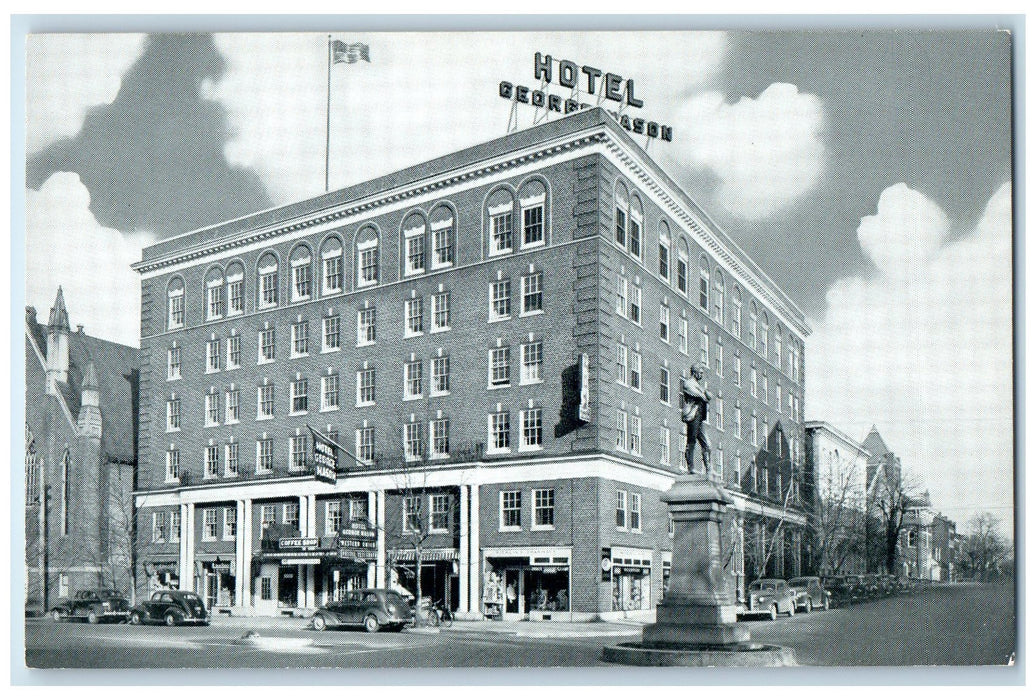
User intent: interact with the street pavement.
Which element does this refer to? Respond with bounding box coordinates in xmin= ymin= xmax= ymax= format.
xmin=24 ymin=582 xmax=1014 ymax=669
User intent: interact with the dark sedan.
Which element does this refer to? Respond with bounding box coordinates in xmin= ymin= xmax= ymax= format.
xmin=51 ymin=589 xmax=131 ymax=624
xmin=311 ymin=589 xmax=413 ymax=633
xmin=788 ymin=576 xmax=831 ymax=612
xmin=130 ymin=590 xmax=209 ymax=626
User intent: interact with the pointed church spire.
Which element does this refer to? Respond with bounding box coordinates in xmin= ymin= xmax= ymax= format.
xmin=48 ymin=286 xmax=70 ymax=331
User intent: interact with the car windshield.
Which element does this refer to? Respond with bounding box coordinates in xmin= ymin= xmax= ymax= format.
xmin=788 ymin=579 xmax=809 ymax=587
xmin=750 ymin=582 xmax=776 ymax=592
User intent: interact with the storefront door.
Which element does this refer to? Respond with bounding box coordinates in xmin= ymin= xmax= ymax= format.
xmin=203 ymin=572 xmax=218 ymax=610
xmin=278 ymin=566 xmax=298 ymax=608
xmin=504 ymin=569 xmax=522 ymax=617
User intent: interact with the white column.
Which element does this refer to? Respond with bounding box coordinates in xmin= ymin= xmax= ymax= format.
xmin=234 ymin=500 xmax=246 ymax=609
xmin=468 ymin=484 xmax=480 ymax=616
xmin=304 ymin=494 xmax=316 ymax=608
xmin=182 ymin=503 xmax=196 ymax=593
xmin=366 ymin=492 xmax=377 ymax=587
xmin=375 ymin=490 xmax=387 ymax=588
xmin=458 ymin=485 xmax=470 ymax=614
xmin=240 ymin=498 xmax=252 ymax=610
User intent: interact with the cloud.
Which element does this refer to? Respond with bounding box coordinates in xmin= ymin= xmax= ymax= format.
xmin=26 ymin=34 xmax=147 ymax=155
xmin=807 ymin=182 xmax=1013 ymax=525
xmin=674 ymin=83 xmax=825 ymax=220
xmin=208 ymin=32 xmax=729 ymax=204
xmin=26 ymin=173 xmax=154 ymax=347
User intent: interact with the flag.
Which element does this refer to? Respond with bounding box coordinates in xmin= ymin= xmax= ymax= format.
xmin=308 ymin=425 xmax=340 ymax=484
xmin=332 ymin=40 xmax=370 ymax=65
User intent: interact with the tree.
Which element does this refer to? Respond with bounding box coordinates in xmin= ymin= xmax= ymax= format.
xmin=808 ymin=449 xmax=868 ymax=574
xmin=961 ymin=512 xmax=1011 ymax=582
xmin=867 ymin=471 xmax=920 ymax=575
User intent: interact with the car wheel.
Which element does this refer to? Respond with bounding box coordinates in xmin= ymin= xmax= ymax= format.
xmin=51 ymin=609 xmax=64 ymax=622
xmin=87 ymin=610 xmax=100 ymax=625
xmin=364 ymin=614 xmax=381 ymax=633
xmin=768 ymin=605 xmax=778 ymax=621
xmin=164 ymin=611 xmax=181 ymax=627
xmin=130 ymin=611 xmax=142 ymax=625
xmin=312 ymin=614 xmax=327 ymax=631
xmin=804 ymin=599 xmax=812 ymax=614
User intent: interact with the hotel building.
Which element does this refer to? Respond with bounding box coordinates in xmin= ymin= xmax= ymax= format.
xmin=133 ymin=107 xmax=810 ymax=619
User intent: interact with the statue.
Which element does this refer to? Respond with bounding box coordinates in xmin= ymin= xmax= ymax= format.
xmin=681 ymin=363 xmax=712 ymax=475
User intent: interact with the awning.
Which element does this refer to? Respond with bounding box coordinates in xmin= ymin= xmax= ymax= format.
xmin=390 ymin=547 xmax=458 ymax=562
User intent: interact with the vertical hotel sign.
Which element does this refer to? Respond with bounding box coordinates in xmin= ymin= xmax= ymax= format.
xmin=578 ymin=352 xmax=591 ymax=423
xmin=309 ymin=426 xmax=338 ymax=485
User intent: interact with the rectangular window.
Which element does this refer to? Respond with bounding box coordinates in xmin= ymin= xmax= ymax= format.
xmin=205 ymin=392 xmax=219 ymax=426
xmin=615 ymin=410 xmax=628 ymax=452
xmin=168 ymin=292 xmax=184 ymax=329
xmin=258 ymin=384 xmax=274 ymax=419
xmin=260 ymin=270 xmax=278 ymax=308
xmin=490 ymin=411 xmax=511 ymax=452
xmin=261 ymin=578 xmax=272 ymax=601
xmin=292 ymin=263 xmax=311 ymax=301
xmin=716 ymin=396 xmax=725 ymax=431
xmin=431 ymin=292 xmax=451 ymax=331
xmin=660 ymin=366 xmax=671 ymax=404
xmin=750 ymin=366 xmax=758 ymax=397
xmin=207 ymin=339 xmax=220 ymax=372
xmin=660 ymin=426 xmax=671 ymax=466
xmin=522 ymin=272 xmax=543 ymax=314
xmin=353 ymin=310 xmax=372 ymax=347
xmin=433 ymin=225 xmax=454 ymax=268
xmin=630 ymin=415 xmax=642 ymax=455
xmin=431 ymin=356 xmax=450 ymax=395
xmin=629 ymin=285 xmax=641 ymax=325
xmin=261 ymin=504 xmax=277 ymax=530
xmin=322 ymin=374 xmax=340 ymax=411
xmin=225 ymin=442 xmax=239 ymax=476
xmin=326 ymin=501 xmax=342 ymax=534
xmin=291 ymin=378 xmax=309 ymax=413
xmin=630 ymin=493 xmax=642 ymax=531
xmin=356 ymin=427 xmax=375 ymax=465
xmin=225 ymin=389 xmax=239 ymax=423
xmin=405 ymin=360 xmax=423 ymax=400
xmin=224 ymin=507 xmax=237 ymax=539
xmin=228 ymin=279 xmax=244 ymax=315
xmin=615 ymin=207 xmax=626 ymax=247
xmin=522 ymin=204 xmax=544 ymax=246
xmin=615 ymin=343 xmax=628 ymax=386
xmin=490 ymin=279 xmax=511 ymax=321
xmin=734 ymin=354 xmax=742 ymax=387
xmin=501 ymin=490 xmax=521 ymax=529
xmin=290 ymin=434 xmax=309 ymax=471
xmin=259 ymin=328 xmax=275 ymax=363
xmin=227 ymin=335 xmax=241 ymax=369
xmin=762 ymin=373 xmax=769 ymax=405
xmin=734 ymin=406 xmax=742 ymax=438
xmin=630 ymin=350 xmax=642 ymax=391
xmin=615 ymin=277 xmax=628 ymax=318
xmin=323 ymin=256 xmax=342 ymax=295
xmin=660 ymin=304 xmax=670 ymax=342
xmin=521 ymin=341 xmax=543 ymax=384
xmin=521 ymin=407 xmax=543 ymax=449
xmin=491 ymin=212 xmax=513 ymax=254
xmin=700 ymin=329 xmax=709 ymax=367
xmin=677 ymin=257 xmax=688 ymax=295
xmin=357 ymin=368 xmax=376 ymax=406
xmin=167 ymin=347 xmax=181 ymax=380
xmin=165 ymin=449 xmax=179 ymax=482
xmin=659 ymin=240 xmax=670 ymax=280
xmin=170 ymin=509 xmax=181 ymax=542
xmin=430 ymin=494 xmax=450 ymax=532
xmin=679 ymin=318 xmax=689 ymax=355
xmin=404 ymin=422 xmax=423 ymax=462
xmin=292 ymin=321 xmax=309 ymax=356
xmin=203 ymin=508 xmax=218 ymax=540
xmin=405 ymin=297 xmax=424 ymax=336
xmin=256 ymin=438 xmax=274 ymax=473
xmin=489 ymin=346 xmax=511 ymax=387
xmin=534 ymin=489 xmax=554 ymax=529
xmin=403 ymin=496 xmax=421 ymax=533
xmin=431 ymin=418 xmax=450 ymax=458
xmin=284 ymin=503 xmax=300 ymax=530
xmin=715 ymin=339 xmax=724 ymax=378
xmin=152 ymin=512 xmax=167 ymax=543
xmin=406 ymin=234 xmax=426 ymax=276
xmin=357 ymin=247 xmax=378 ymax=287
xmin=166 ymin=398 xmax=181 ymax=432
xmin=204 ymin=443 xmax=219 ymax=476
xmin=616 ymin=490 xmax=628 ymax=529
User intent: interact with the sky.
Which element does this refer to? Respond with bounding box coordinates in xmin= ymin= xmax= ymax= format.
xmin=22 ymin=30 xmax=1013 ymax=532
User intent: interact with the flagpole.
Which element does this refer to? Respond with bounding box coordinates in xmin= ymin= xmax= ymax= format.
xmin=325 ymin=34 xmax=332 ymax=193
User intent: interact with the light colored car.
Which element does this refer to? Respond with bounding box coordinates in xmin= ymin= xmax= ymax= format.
xmin=788 ymin=576 xmax=831 ymax=612
xmin=746 ymin=579 xmax=796 ymax=620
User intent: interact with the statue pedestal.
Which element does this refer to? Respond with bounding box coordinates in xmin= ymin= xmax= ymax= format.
xmin=603 ymin=474 xmax=795 ymax=667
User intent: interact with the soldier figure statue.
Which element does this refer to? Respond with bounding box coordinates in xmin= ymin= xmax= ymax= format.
xmin=681 ymin=363 xmax=713 ymax=475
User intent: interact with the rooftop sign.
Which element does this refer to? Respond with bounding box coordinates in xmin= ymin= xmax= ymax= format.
xmin=499 ymin=52 xmax=673 ymax=143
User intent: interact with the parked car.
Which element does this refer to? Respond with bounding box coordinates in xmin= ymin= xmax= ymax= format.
xmin=51 ymin=589 xmax=131 ymax=624
xmin=745 ymin=579 xmax=796 ymax=620
xmin=861 ymin=574 xmax=882 ymax=597
xmin=310 ymin=589 xmax=413 ymax=633
xmin=820 ymin=576 xmax=850 ymax=607
xmin=843 ymin=575 xmax=865 ymax=602
xmin=130 ymin=590 xmax=209 ymax=626
xmin=788 ymin=576 xmax=831 ymax=612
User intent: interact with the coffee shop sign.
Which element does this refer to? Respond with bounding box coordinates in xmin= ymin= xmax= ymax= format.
xmin=499 ymin=52 xmax=673 ymax=143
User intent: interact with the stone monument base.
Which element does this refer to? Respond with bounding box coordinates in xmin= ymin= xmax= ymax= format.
xmin=602 ymin=641 xmax=796 ymax=667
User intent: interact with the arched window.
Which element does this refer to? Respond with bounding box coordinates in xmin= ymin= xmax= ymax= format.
xmin=731 ymin=285 xmax=743 ymax=338
xmin=614 ymin=181 xmax=630 ymax=248
xmin=289 ymin=243 xmax=313 ymax=302
xmin=699 ymin=254 xmax=710 ymax=311
xmin=355 ymin=226 xmax=379 ymax=288
xmin=749 ymin=301 xmax=758 ymax=351
xmin=713 ymin=270 xmax=725 ymax=325
xmin=402 ymin=212 xmax=427 ymax=277
xmin=204 ymin=266 xmax=225 ymax=321
xmin=486 ymin=188 xmax=515 ymax=256
xmin=320 ymin=234 xmax=344 ymax=296
xmin=225 ymin=261 xmax=245 ymax=315
xmin=658 ymin=220 xmax=671 ymax=281
xmin=167 ymin=276 xmax=185 ymax=330
xmin=628 ymin=194 xmax=643 ymax=260
xmin=676 ymin=238 xmax=690 ymax=296
xmin=429 ymin=204 xmax=455 ymax=268
xmin=761 ymin=312 xmax=769 ymax=360
xmin=518 ymin=178 xmax=547 ymax=249
xmin=257 ymin=252 xmax=279 ymax=309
